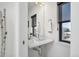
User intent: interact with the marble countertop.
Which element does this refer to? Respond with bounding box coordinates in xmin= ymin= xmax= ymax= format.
xmin=28 ymin=36 xmax=54 ymax=48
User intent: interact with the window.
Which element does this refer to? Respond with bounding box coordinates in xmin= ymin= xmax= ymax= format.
xmin=31 ymin=14 xmax=37 ymax=36
xmin=58 ymin=2 xmax=71 ymax=44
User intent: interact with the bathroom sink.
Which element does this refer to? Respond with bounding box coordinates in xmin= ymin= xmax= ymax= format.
xmin=28 ymin=36 xmax=54 ymax=48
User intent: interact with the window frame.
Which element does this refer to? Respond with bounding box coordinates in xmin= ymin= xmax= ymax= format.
xmin=58 ymin=2 xmax=71 ymax=44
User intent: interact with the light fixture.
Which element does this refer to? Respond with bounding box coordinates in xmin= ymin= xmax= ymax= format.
xmin=35 ymin=2 xmax=45 ymax=6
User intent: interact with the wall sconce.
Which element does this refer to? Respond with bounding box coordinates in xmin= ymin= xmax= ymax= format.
xmin=48 ymin=19 xmax=53 ymax=33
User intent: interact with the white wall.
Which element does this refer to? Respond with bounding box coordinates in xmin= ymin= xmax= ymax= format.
xmin=0 ymin=2 xmax=19 ymax=57
xmin=71 ymin=2 xmax=79 ymax=57
xmin=43 ymin=42 xmax=70 ymax=57
xmin=19 ymin=2 xmax=28 ymax=57
xmin=28 ymin=2 xmax=70 ymax=57
xmin=41 ymin=2 xmax=70 ymax=57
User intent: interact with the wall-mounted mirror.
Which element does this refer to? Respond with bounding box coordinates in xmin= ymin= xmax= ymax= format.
xmin=28 ymin=2 xmax=45 ymax=39
xmin=28 ymin=2 xmax=53 ymax=40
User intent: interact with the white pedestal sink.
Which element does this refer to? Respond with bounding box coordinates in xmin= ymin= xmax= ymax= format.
xmin=28 ymin=36 xmax=54 ymax=48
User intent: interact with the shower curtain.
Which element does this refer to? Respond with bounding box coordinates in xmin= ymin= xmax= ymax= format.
xmin=0 ymin=9 xmax=7 ymax=57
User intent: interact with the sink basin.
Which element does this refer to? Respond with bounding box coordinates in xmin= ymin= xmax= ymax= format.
xmin=28 ymin=36 xmax=54 ymax=48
